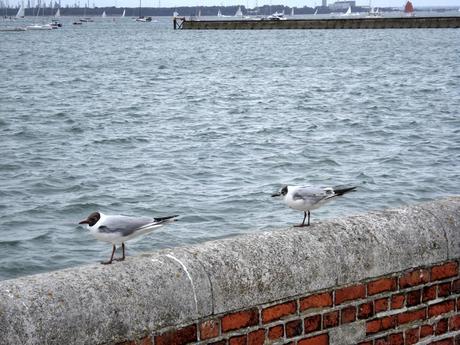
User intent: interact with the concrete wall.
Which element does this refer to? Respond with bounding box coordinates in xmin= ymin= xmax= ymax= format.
xmin=177 ymin=16 xmax=460 ymax=30
xmin=0 ymin=197 xmax=459 ymax=345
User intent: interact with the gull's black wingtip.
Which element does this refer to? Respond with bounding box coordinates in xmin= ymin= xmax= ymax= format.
xmin=333 ymin=186 xmax=357 ymax=196
xmin=155 ymin=215 xmax=179 ymax=222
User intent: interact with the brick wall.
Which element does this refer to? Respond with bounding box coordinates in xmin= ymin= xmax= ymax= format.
xmin=118 ymin=260 xmax=460 ymax=345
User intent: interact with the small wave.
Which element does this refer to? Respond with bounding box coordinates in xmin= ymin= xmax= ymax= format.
xmin=92 ymin=137 xmax=149 ymax=145
xmin=0 ymin=163 xmax=21 ymax=171
xmin=0 ymin=231 xmax=51 ymax=246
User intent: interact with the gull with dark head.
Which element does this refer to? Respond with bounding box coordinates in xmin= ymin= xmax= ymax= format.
xmin=79 ymin=212 xmax=178 ymax=264
xmin=271 ymin=185 xmax=356 ymax=226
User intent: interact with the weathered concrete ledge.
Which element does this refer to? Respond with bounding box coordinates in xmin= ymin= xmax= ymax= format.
xmin=0 ymin=197 xmax=459 ymax=344
xmin=176 ymin=16 xmax=460 ymax=30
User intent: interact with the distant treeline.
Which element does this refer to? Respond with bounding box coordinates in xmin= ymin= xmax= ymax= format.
xmin=1 ymin=5 xmax=400 ymax=17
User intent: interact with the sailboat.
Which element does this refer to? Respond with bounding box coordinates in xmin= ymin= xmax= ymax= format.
xmin=217 ymin=9 xmax=222 ymax=17
xmin=50 ymin=7 xmax=63 ymax=27
xmin=290 ymin=7 xmax=294 ymax=16
xmin=173 ymin=10 xmax=179 ymax=17
xmin=101 ymin=10 xmax=107 ymax=18
xmin=313 ymin=8 xmax=318 ymax=15
xmin=15 ymin=3 xmax=25 ymax=18
xmin=135 ymin=0 xmax=152 ymax=21
xmin=234 ymin=6 xmax=243 ymax=17
xmin=342 ymin=6 xmax=352 ymax=16
xmin=121 ymin=9 xmax=126 ymax=17
xmin=404 ymin=1 xmax=414 ymax=16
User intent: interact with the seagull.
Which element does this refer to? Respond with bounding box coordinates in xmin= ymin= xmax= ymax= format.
xmin=79 ymin=212 xmax=178 ymax=264
xmin=271 ymin=185 xmax=356 ymax=226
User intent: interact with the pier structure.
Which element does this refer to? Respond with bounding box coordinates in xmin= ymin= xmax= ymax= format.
xmin=173 ymin=16 xmax=460 ymax=30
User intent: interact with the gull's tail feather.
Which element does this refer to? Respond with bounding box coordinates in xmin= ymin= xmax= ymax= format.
xmin=333 ymin=186 xmax=357 ymax=196
xmin=154 ymin=215 xmax=179 ymax=223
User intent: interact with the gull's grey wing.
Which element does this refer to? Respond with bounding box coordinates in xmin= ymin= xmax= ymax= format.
xmin=293 ymin=186 xmax=333 ymax=203
xmin=98 ymin=215 xmax=155 ymax=237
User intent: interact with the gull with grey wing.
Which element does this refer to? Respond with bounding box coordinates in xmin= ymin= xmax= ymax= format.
xmin=79 ymin=212 xmax=178 ymax=264
xmin=272 ymin=185 xmax=356 ymax=226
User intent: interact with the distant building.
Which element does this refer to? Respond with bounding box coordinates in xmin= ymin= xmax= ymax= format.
xmin=329 ymin=1 xmax=355 ymax=10
xmin=322 ymin=0 xmax=327 ymax=6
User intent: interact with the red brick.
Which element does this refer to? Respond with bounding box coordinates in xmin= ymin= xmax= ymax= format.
xmin=397 ymin=308 xmax=426 ymax=325
xmin=304 ymin=314 xmax=321 ymax=334
xmin=375 ymin=334 xmax=404 ymax=345
xmin=388 ymin=333 xmax=404 ymax=345
xmin=436 ymin=318 xmax=449 ymax=335
xmin=335 ymin=284 xmax=366 ymax=305
xmin=428 ymin=300 xmax=456 ymax=318
xmin=358 ymin=302 xmax=374 ymax=319
xmin=341 ymin=306 xmax=356 ymax=324
xmin=431 ymin=261 xmax=459 ymax=281
xmin=298 ymin=333 xmax=329 ymax=345
xmin=323 ymin=310 xmax=339 ymax=329
xmin=229 ymin=334 xmax=247 ymax=345
xmin=399 ymin=268 xmax=430 ymax=288
xmin=199 ymin=319 xmax=219 ymax=340
xmin=375 ymin=337 xmax=389 ymax=345
xmin=155 ymin=324 xmax=197 ymax=345
xmin=285 ymin=319 xmax=302 ymax=338
xmin=366 ymin=316 xmax=396 ymax=334
xmin=420 ymin=324 xmax=434 ymax=338
xmin=368 ymin=277 xmax=397 ymax=296
xmin=300 ymin=292 xmax=333 ymax=311
xmin=439 ymin=282 xmax=452 ymax=297
xmin=423 ymin=285 xmax=437 ymax=302
xmin=247 ymin=329 xmax=265 ymax=345
xmin=450 ymin=315 xmax=460 ymax=331
xmin=391 ymin=294 xmax=405 ymax=309
xmin=262 ymin=301 xmax=296 ymax=323
xmin=221 ymin=308 xmax=259 ymax=332
xmin=406 ymin=289 xmax=422 ymax=307
xmin=405 ymin=327 xmax=420 ymax=345
xmin=452 ymin=279 xmax=460 ymax=293
xmin=267 ymin=325 xmax=283 ymax=340
xmin=375 ymin=298 xmax=389 ymax=313
xmin=139 ymin=337 xmax=153 ymax=345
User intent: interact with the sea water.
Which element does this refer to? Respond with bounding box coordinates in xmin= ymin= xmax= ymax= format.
xmin=0 ymin=17 xmax=459 ymax=280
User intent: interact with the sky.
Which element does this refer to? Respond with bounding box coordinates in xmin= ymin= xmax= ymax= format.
xmin=9 ymin=0 xmax=460 ymax=9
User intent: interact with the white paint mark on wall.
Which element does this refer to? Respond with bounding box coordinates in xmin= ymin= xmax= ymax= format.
xmin=165 ymin=254 xmax=199 ymax=314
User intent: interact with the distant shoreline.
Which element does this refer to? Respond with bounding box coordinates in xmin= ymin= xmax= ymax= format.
xmin=2 ymin=5 xmax=459 ymax=18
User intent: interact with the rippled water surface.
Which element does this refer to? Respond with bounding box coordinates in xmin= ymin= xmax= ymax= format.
xmin=1 ymin=18 xmax=459 ymax=280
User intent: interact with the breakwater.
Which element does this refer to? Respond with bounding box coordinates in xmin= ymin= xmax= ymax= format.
xmin=174 ymin=16 xmax=460 ymax=30
xmin=0 ymin=197 xmax=459 ymax=344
